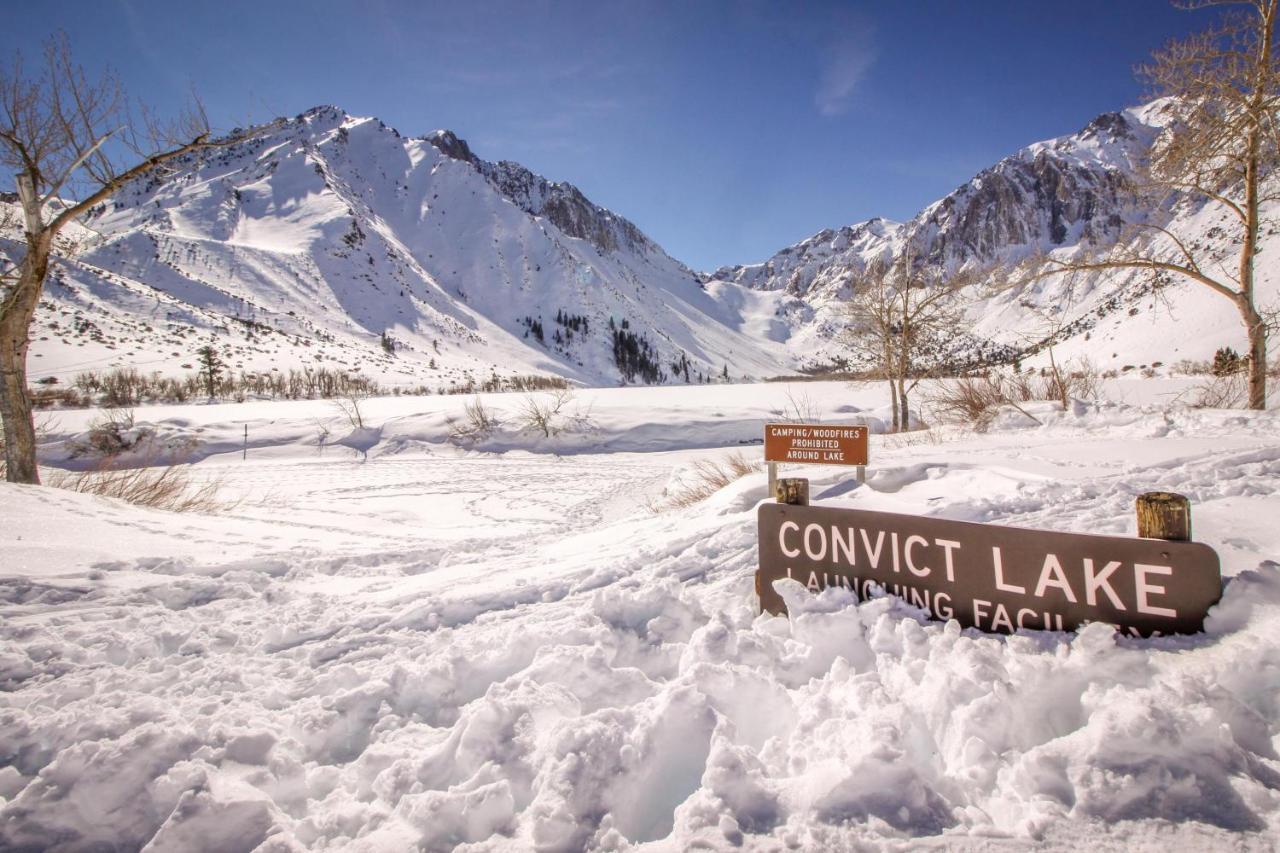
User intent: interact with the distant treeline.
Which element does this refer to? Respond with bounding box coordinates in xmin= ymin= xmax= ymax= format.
xmin=29 ymin=367 xmax=570 ymax=409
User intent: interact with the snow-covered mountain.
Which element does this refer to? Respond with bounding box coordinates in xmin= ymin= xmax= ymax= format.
xmin=2 ymin=107 xmax=785 ymax=388
xmin=711 ymin=100 xmax=1278 ymax=374
xmin=5 ymin=98 xmax=1276 ymax=389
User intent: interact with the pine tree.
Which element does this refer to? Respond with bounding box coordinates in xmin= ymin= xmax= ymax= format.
xmin=196 ymin=344 xmax=225 ymax=399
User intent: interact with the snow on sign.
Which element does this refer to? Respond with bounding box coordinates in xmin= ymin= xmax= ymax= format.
xmin=763 ymin=423 xmax=868 ymax=466
xmin=757 ymin=504 xmax=1222 ymax=636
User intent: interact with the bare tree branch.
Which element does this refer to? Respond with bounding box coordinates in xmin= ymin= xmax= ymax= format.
xmin=0 ymin=32 xmax=276 ymax=483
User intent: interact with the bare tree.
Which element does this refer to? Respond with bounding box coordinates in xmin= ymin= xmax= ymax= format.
xmin=518 ymin=388 xmax=576 ymax=437
xmin=0 ymin=34 xmax=265 ymax=483
xmin=845 ymin=246 xmax=970 ymax=431
xmin=1037 ymin=0 xmax=1280 ymax=409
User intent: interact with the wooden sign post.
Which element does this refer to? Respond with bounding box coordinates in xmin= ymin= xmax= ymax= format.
xmin=764 ymin=423 xmax=869 ymax=496
xmin=756 ymin=503 xmax=1222 ymax=636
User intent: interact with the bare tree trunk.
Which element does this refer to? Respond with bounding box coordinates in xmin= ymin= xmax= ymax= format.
xmin=1243 ymin=297 xmax=1267 ymax=410
xmin=1239 ymin=5 xmax=1270 ymax=409
xmin=898 ymin=377 xmax=909 ymax=431
xmin=1 ymin=173 xmax=50 ymax=483
xmin=1 ymin=260 xmax=46 ymax=485
xmin=887 ymin=374 xmax=899 ymax=431
xmin=1243 ymin=117 xmax=1267 ymax=409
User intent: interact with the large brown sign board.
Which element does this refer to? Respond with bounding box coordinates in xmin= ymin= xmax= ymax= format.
xmin=757 ymin=504 xmax=1221 ymax=636
xmin=764 ymin=423 xmax=868 ymax=467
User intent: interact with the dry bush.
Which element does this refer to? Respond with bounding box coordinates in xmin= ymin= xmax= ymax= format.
xmin=518 ymin=389 xmax=573 ymax=437
xmin=48 ymin=458 xmax=228 ymax=513
xmin=333 ymin=394 xmax=367 ymax=429
xmin=652 ymin=452 xmax=759 ymax=512
xmin=1067 ymin=357 xmax=1103 ymax=402
xmin=68 ymin=406 xmax=152 ymax=459
xmin=879 ymin=427 xmax=945 ymax=450
xmin=490 ymin=374 xmax=570 ymax=393
xmin=925 ymin=373 xmax=1043 ymax=432
xmin=1175 ymin=372 xmax=1248 ymax=409
xmin=64 ymin=366 xmax=387 ymax=405
xmin=448 ymin=397 xmax=502 ymax=443
xmin=29 ymin=384 xmax=90 ymax=409
xmin=768 ymin=387 xmax=820 ymax=423
xmin=924 ymin=375 xmax=1008 ymax=428
xmin=517 ymin=389 xmax=596 ymax=438
xmin=58 ymin=366 xmax=572 ymax=406
xmin=1172 ymin=358 xmax=1213 ymax=376
xmin=926 ymin=359 xmax=1102 ymax=430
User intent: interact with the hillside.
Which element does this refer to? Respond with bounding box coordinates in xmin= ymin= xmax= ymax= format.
xmin=1 ymin=108 xmax=785 ymax=389
xmin=4 ymin=99 xmax=1277 ymax=390
xmin=711 ymin=100 xmax=1279 ymax=375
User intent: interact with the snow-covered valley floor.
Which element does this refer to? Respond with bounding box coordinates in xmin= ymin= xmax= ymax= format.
xmin=2 ymin=381 xmax=1279 ymax=851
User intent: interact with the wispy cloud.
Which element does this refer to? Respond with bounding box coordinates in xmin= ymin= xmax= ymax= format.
xmin=814 ymin=26 xmax=877 ymax=117
xmin=441 ymin=60 xmax=629 ymax=90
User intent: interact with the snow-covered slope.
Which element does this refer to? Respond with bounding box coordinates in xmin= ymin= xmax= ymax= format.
xmin=711 ymin=100 xmax=1279 ymax=374
xmin=3 ymin=383 xmax=1279 ymax=849
xmin=1 ymin=108 xmax=786 ymax=388
xmin=6 ymin=98 xmax=1277 ymax=388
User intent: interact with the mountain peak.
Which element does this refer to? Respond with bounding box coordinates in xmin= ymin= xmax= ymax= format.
xmin=424 ymin=129 xmax=479 ymax=165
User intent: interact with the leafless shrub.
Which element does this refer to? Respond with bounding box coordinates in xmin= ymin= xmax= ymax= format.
xmin=924 ymin=375 xmax=1008 ymax=428
xmin=333 ymin=394 xmax=367 ymax=429
xmin=1172 ymin=358 xmax=1214 ymax=377
xmin=448 ymin=397 xmax=502 ymax=443
xmin=56 ymin=367 xmax=574 ymax=407
xmin=927 ymin=359 xmax=1102 ymax=430
xmin=68 ymin=406 xmax=153 ymax=458
xmin=48 ymin=455 xmax=229 ymax=513
xmin=1175 ymin=372 xmax=1248 ymax=409
xmin=650 ymin=452 xmax=760 ymax=512
xmin=879 ymin=427 xmax=945 ymax=449
xmin=28 ymin=383 xmax=90 ymax=409
xmin=1067 ymin=357 xmax=1103 ymax=402
xmin=63 ymin=366 xmax=387 ymax=405
xmin=99 ymin=367 xmax=148 ymax=407
xmin=767 ymin=387 xmax=820 ymax=423
xmin=518 ymin=389 xmax=579 ymax=438
xmin=1006 ymin=370 xmax=1037 ymax=403
xmin=489 ymin=374 xmax=570 ymax=393
xmin=313 ymin=419 xmax=332 ymax=453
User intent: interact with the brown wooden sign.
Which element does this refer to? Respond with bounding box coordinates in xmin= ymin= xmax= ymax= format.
xmin=757 ymin=503 xmax=1221 ymax=636
xmin=764 ymin=423 xmax=868 ymax=467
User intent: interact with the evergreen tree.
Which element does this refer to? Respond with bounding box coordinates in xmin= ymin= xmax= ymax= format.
xmin=196 ymin=344 xmax=225 ymax=399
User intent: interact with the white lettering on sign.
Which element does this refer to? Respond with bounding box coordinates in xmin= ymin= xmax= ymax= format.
xmin=1084 ymin=559 xmax=1125 ymax=609
xmin=776 ymin=522 xmax=969 ymax=582
xmin=769 ymin=426 xmax=865 ymax=439
xmin=936 ymin=539 xmax=960 ymax=582
xmin=1033 ymin=554 xmax=1078 ymax=603
xmin=1134 ymin=563 xmax=1176 ymax=617
xmin=779 ymin=521 xmax=800 ymax=558
xmin=992 ymin=546 xmax=1025 ymax=594
xmin=904 ymin=535 xmax=930 ymax=577
xmin=759 ymin=505 xmax=1220 ymax=636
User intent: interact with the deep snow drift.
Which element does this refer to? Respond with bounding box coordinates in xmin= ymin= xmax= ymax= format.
xmin=1 ymin=381 xmax=1279 ymax=851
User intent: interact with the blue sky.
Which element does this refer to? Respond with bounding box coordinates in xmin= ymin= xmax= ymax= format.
xmin=2 ymin=1 xmax=1210 ymax=270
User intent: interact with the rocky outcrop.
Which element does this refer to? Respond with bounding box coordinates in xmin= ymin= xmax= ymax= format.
xmin=714 ymin=108 xmax=1151 ymax=298
xmin=424 ymin=129 xmax=654 ymax=256
xmin=482 ymin=159 xmax=653 ymax=255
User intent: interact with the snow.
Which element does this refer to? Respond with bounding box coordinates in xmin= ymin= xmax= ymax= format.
xmin=2 ymin=380 xmax=1279 ymax=850
xmin=0 ymin=109 xmax=788 ymax=392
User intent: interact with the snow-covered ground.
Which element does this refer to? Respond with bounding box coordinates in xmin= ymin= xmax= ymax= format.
xmin=2 ymin=380 xmax=1279 ymax=851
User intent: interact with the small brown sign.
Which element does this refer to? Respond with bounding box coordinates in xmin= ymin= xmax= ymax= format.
xmin=764 ymin=423 xmax=868 ymax=467
xmin=757 ymin=504 xmax=1221 ymax=636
